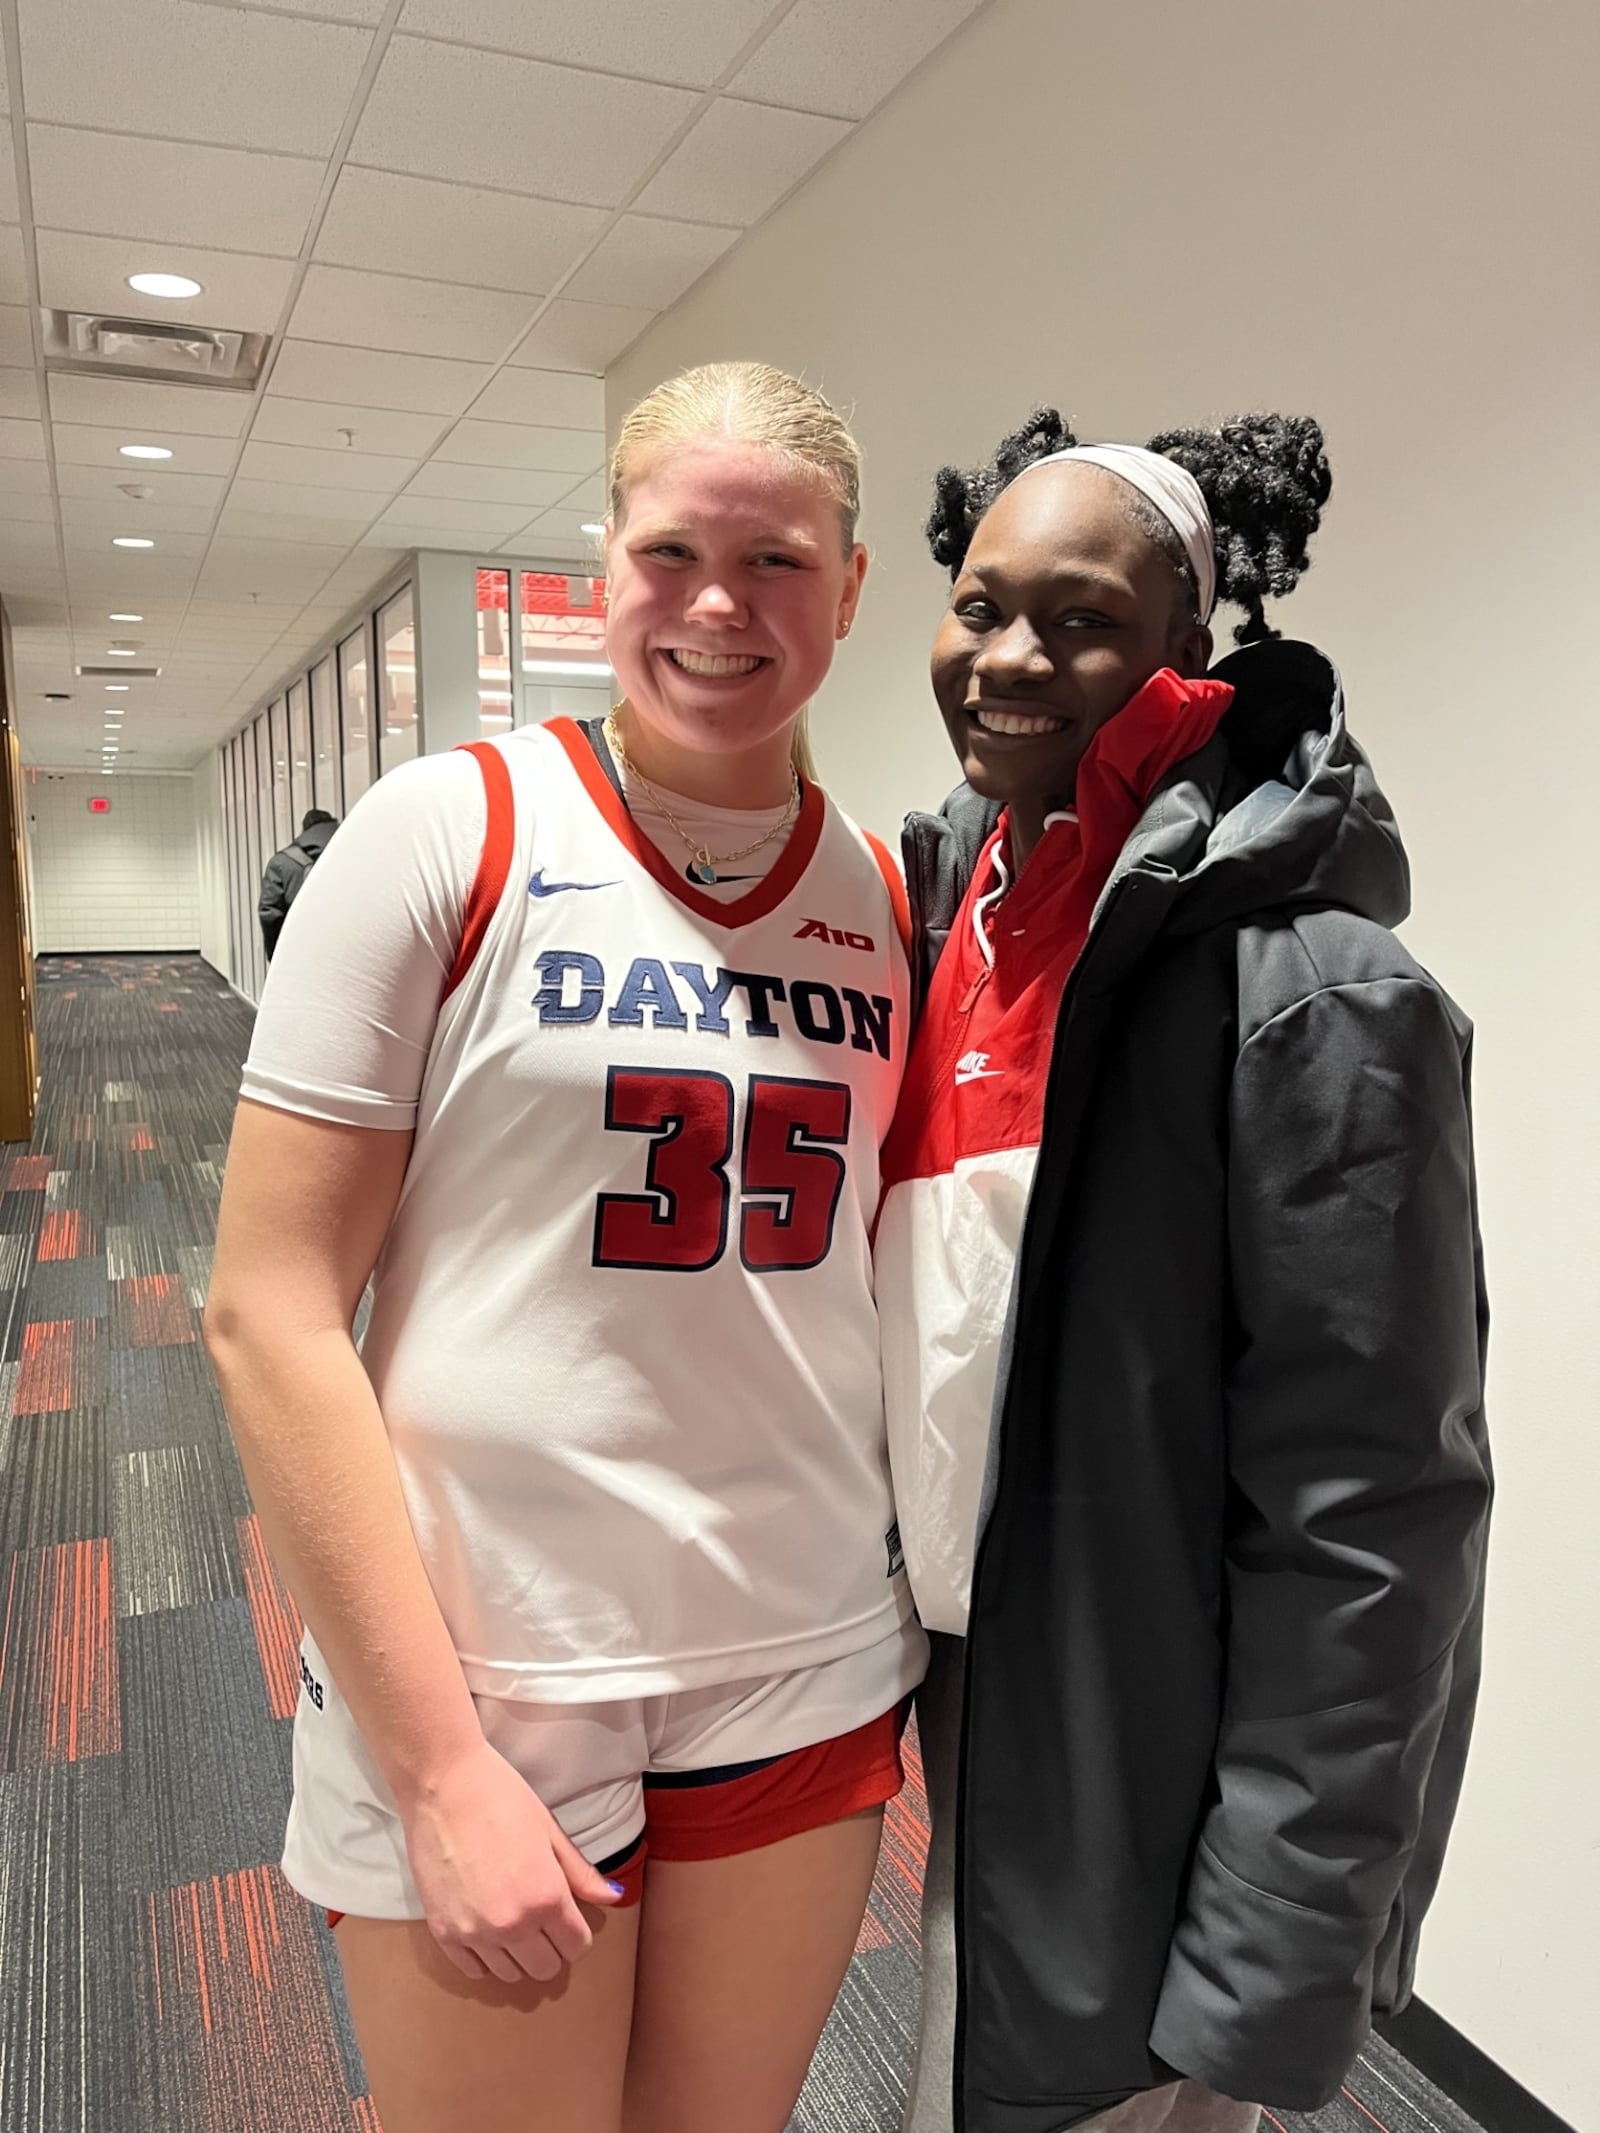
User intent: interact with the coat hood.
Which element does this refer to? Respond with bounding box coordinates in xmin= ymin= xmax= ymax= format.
xmin=1153 ymin=637 xmax=1410 ymax=936
xmin=294 ymin=816 xmax=338 ymax=858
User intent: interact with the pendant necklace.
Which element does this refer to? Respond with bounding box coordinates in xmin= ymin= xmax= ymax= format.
xmin=603 ymin=708 xmax=799 ymax=886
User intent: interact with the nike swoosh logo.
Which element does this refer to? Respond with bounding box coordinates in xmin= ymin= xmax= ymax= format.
xmin=529 ymin=869 xmax=619 ymax=898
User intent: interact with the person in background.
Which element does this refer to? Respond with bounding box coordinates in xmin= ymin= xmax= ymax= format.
xmin=876 ymin=408 xmax=1491 ymax=2133
xmin=259 ymin=806 xmax=338 ymax=960
xmin=206 ymin=362 xmax=925 ymax=2133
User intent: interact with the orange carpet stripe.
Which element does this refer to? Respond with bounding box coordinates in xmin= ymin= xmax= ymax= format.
xmin=0 ymin=1537 xmax=124 ymax=1765
xmin=37 ymin=1208 xmax=85 ymax=1260
xmin=1341 ymin=2087 xmax=1394 ymax=2133
xmin=113 ymin=1272 xmax=196 ymax=1347
xmin=16 ymin=1319 xmax=78 ymax=1413
xmin=237 ymin=1514 xmax=304 ymax=1720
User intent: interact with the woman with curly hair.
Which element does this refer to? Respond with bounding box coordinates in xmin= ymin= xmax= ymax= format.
xmin=876 ymin=410 xmax=1491 ymax=2132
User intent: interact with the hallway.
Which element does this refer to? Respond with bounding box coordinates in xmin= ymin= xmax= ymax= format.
xmin=0 ymin=956 xmax=1484 ymax=2133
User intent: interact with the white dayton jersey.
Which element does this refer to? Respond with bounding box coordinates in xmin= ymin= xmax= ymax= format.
xmin=242 ymin=718 xmax=914 ymax=1703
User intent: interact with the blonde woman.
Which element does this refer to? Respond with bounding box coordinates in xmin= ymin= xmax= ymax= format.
xmin=205 ymin=364 xmax=926 ymax=2133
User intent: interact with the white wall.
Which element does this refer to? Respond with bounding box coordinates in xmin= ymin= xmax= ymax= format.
xmin=610 ymin=0 xmax=1600 ymax=2116
xmin=25 ymin=771 xmax=200 ymax=953
xmin=191 ymin=757 xmax=231 ymax=982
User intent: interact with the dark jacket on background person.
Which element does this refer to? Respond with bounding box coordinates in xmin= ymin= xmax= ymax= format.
xmin=901 ymin=638 xmax=1491 ymax=2130
xmin=259 ymin=810 xmax=338 ymax=960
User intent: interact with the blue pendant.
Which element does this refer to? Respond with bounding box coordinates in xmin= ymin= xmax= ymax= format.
xmin=691 ymin=859 xmax=718 ymax=885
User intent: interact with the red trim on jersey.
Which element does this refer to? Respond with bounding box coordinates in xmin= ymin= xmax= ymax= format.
xmin=547 ymin=716 xmax=826 ymax=930
xmin=442 ymin=741 xmax=515 ymax=1000
xmin=862 ymin=831 xmax=912 ymax=962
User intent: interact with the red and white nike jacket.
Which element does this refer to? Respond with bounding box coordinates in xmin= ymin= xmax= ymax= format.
xmin=875 ymin=669 xmax=1234 ymax=1634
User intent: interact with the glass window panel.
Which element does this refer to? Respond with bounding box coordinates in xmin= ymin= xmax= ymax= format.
xmin=476 ymin=569 xmax=513 ymax=739
xmin=339 ymin=628 xmax=372 ymax=809
xmin=225 ymin=741 xmax=245 ymax=990
xmin=288 ymin=680 xmax=312 ymax=827
xmin=378 ymin=587 xmax=418 ymax=774
xmin=241 ymin=719 xmax=263 ymax=998
xmin=268 ymin=698 xmax=292 ymax=847
xmin=518 ymin=570 xmax=609 ymax=677
xmin=310 ymin=657 xmax=339 ymax=813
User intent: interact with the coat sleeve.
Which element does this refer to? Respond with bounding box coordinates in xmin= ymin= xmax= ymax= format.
xmin=258 ymin=853 xmax=291 ymax=950
xmin=1149 ymin=973 xmax=1491 ymax=2110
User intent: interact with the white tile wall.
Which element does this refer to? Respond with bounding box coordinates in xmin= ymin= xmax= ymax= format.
xmin=24 ymin=771 xmax=200 ymax=952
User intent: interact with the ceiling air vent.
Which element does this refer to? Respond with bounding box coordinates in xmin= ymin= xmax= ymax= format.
xmin=42 ymin=311 xmax=269 ymax=391
xmin=76 ymin=664 xmax=161 ymax=679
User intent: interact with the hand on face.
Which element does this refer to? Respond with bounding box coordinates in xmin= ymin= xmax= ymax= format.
xmin=931 ymin=462 xmax=1212 ymax=822
xmin=604 ymin=437 xmax=866 ymax=794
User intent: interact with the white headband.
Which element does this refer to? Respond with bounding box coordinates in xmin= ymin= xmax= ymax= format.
xmin=1014 ymin=444 xmax=1217 ymax=623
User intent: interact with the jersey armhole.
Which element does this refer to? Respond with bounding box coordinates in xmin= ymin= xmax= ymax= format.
xmin=862 ymin=831 xmax=912 ymax=962
xmin=442 ymin=741 xmax=515 ymax=1001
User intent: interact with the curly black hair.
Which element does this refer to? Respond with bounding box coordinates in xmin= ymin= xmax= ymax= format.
xmin=926 ymin=407 xmax=1331 ymax=645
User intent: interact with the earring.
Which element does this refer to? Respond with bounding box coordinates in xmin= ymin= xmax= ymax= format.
xmin=838 ymin=619 xmax=852 ymax=639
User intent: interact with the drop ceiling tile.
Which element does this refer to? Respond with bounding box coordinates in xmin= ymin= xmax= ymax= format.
xmin=634 ymin=99 xmax=850 ymax=226
xmin=216 ymin=510 xmax=367 ymax=547
xmin=505 ymin=506 xmax=605 ymax=553
xmin=467 ymin=368 xmax=604 ymax=431
xmin=28 ymin=128 xmax=324 ymax=259
xmin=48 ymin=375 xmax=252 ymax=438
xmin=506 ymin=299 xmax=656 ymax=375
xmin=728 ymin=0 xmax=985 ymax=120
xmin=52 ymin=428 xmax=237 ymax=479
xmin=268 ymin=338 xmax=491 ymax=417
xmin=564 ymin=216 xmax=740 ymax=311
xmin=367 ymin=496 xmax=533 ymax=538
xmin=250 ymin=397 xmax=445 ymax=459
xmin=435 ymin=420 xmax=602 ymax=475
xmin=290 ymin=264 xmax=535 ymax=363
xmin=396 ymin=0 xmax=776 ymax=87
xmin=0 ymin=492 xmax=56 ymax=523
xmin=227 ymin=478 xmax=385 ymax=523
xmin=317 ymin=168 xmax=607 ymax=296
xmin=0 ymin=460 xmax=52 ymax=495
xmin=0 ymin=228 xmax=27 ymax=305
xmin=0 ymin=369 xmax=39 ymax=419
xmin=358 ymin=521 xmax=497 ymax=554
xmin=0 ymin=125 xmax=17 ymax=224
xmin=399 ymin=462 xmax=573 ymax=510
xmin=0 ymin=419 xmax=46 ymax=461
xmin=54 ymin=467 xmax=225 ymax=511
xmin=236 ymin=439 xmax=421 ymax=491
xmin=18 ymin=0 xmax=374 ymax=158
xmin=35 ymin=231 xmax=295 ymax=336
xmin=61 ymin=497 xmax=217 ymax=535
xmin=0 ymin=307 xmax=33 ymax=367
xmin=352 ymin=37 xmax=697 ymax=207
xmin=253 ymin=0 xmax=389 ymax=19
xmin=557 ymin=472 xmax=606 ymax=514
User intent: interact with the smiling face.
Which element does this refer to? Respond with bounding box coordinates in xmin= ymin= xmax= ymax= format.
xmin=605 ymin=436 xmax=867 ymax=781
xmin=931 ymin=461 xmax=1212 ymax=829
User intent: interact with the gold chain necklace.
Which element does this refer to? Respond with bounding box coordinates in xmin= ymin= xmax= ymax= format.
xmin=603 ymin=708 xmax=800 ymax=886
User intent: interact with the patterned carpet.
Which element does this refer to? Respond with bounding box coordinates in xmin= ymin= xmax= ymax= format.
xmin=0 ymin=953 xmax=1487 ymax=2133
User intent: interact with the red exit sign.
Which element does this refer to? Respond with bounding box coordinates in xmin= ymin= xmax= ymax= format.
xmin=88 ymin=796 xmax=112 ymax=813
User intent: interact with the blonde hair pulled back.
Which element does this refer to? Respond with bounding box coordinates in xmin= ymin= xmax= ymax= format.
xmin=608 ymin=362 xmax=863 ymax=782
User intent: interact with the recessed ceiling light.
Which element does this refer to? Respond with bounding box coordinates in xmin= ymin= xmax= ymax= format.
xmin=128 ymin=272 xmax=202 ymax=300
xmin=109 ymin=612 xmax=143 ymax=622
xmin=105 ymin=684 xmax=130 ymax=692
xmin=113 ymin=537 xmax=155 ymax=549
xmin=106 ymin=648 xmax=137 ymax=657
xmin=580 ymin=522 xmax=606 ymax=537
xmin=119 ymin=444 xmax=173 ymax=461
